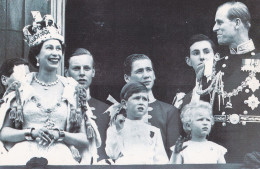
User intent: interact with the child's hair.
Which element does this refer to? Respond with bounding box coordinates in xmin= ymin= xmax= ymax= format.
xmin=181 ymin=101 xmax=214 ymax=134
xmin=120 ymin=81 xmax=148 ymax=101
xmin=117 ymin=82 xmax=148 ymax=118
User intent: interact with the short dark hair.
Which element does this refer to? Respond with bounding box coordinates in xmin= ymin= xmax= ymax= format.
xmin=185 ymin=34 xmax=216 ymax=57
xmin=0 ymin=57 xmax=28 ymax=77
xmin=120 ymin=81 xmax=148 ymax=101
xmin=65 ymin=48 xmax=95 ymax=68
xmin=219 ymin=1 xmax=251 ymax=30
xmin=123 ymin=54 xmax=152 ymax=75
xmin=0 ymin=57 xmax=29 ymax=95
xmin=28 ymin=40 xmax=65 ymax=68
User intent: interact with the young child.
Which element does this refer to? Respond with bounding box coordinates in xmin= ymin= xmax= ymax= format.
xmin=105 ymin=82 xmax=169 ymax=164
xmin=170 ymin=101 xmax=227 ymax=164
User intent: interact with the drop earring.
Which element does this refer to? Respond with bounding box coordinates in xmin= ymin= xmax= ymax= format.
xmin=36 ymin=58 xmax=39 ymax=66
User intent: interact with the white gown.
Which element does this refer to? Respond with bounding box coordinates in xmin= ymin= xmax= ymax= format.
xmin=170 ymin=140 xmax=227 ymax=164
xmin=105 ymin=118 xmax=169 ymax=165
xmin=0 ymin=73 xmax=93 ymax=165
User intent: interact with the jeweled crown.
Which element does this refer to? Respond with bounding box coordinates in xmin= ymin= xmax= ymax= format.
xmin=23 ymin=11 xmax=64 ymax=47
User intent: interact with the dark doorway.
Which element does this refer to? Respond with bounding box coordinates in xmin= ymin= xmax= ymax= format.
xmin=65 ymin=0 xmax=260 ymax=103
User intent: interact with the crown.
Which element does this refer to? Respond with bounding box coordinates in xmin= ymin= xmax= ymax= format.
xmin=23 ymin=11 xmax=64 ymax=47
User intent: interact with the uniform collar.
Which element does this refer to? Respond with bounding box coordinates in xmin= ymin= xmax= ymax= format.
xmin=230 ymin=39 xmax=255 ymax=55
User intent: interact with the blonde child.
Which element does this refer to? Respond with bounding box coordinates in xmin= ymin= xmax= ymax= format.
xmin=170 ymin=101 xmax=227 ymax=164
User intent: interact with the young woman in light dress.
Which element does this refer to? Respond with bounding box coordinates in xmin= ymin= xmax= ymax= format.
xmin=0 ymin=12 xmax=100 ymax=165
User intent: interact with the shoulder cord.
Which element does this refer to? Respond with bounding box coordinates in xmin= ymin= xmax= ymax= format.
xmin=8 ymin=82 xmax=23 ymax=129
xmin=69 ymin=85 xmax=95 ymax=139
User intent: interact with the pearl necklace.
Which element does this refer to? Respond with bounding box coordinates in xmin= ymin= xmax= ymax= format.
xmin=34 ymin=75 xmax=59 ymax=90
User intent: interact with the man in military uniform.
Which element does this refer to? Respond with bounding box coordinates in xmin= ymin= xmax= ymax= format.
xmin=66 ymin=48 xmax=109 ymax=161
xmin=211 ymin=1 xmax=260 ymax=162
xmin=123 ymin=54 xmax=181 ymax=158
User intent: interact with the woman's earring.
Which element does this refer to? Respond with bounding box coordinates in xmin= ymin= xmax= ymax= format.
xmin=36 ymin=58 xmax=39 ymax=67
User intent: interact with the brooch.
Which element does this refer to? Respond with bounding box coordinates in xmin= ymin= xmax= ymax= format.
xmin=247 ymin=76 xmax=260 ymax=92
xmin=244 ymin=94 xmax=260 ymax=110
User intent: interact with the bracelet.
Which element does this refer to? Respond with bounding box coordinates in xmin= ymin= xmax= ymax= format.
xmin=25 ymin=128 xmax=35 ymax=141
xmin=53 ymin=128 xmax=65 ymax=141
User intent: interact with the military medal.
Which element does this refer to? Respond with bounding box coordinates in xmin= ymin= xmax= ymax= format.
xmin=247 ymin=76 xmax=260 ymax=92
xmin=241 ymin=59 xmax=260 ymax=73
xmin=245 ymin=94 xmax=260 ymax=110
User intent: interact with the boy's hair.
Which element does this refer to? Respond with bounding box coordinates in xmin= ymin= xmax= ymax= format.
xmin=181 ymin=101 xmax=214 ymax=134
xmin=185 ymin=34 xmax=216 ymax=57
xmin=120 ymin=81 xmax=148 ymax=101
xmin=123 ymin=54 xmax=152 ymax=76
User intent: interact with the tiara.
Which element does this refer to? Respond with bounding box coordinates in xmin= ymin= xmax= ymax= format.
xmin=23 ymin=11 xmax=64 ymax=47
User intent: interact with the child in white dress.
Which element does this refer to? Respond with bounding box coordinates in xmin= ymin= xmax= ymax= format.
xmin=170 ymin=101 xmax=227 ymax=164
xmin=105 ymin=82 xmax=169 ymax=165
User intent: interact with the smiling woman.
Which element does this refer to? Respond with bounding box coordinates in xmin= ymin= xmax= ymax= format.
xmin=0 ymin=12 xmax=100 ymax=165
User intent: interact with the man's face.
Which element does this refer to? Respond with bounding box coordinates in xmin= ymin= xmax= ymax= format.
xmin=125 ymin=92 xmax=148 ymax=120
xmin=67 ymin=54 xmax=95 ymax=89
xmin=125 ymin=59 xmax=155 ymax=90
xmin=213 ymin=5 xmax=237 ymax=46
xmin=186 ymin=40 xmax=214 ymax=73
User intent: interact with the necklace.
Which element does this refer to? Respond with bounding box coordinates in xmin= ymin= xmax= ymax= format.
xmin=34 ymin=75 xmax=59 ymax=90
xmin=31 ymin=96 xmax=62 ymax=129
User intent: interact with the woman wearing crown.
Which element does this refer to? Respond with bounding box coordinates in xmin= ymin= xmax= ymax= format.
xmin=0 ymin=12 xmax=100 ymax=165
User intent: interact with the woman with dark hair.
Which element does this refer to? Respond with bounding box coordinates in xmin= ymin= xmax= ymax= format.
xmin=0 ymin=58 xmax=29 ymax=98
xmin=105 ymin=82 xmax=168 ymax=164
xmin=0 ymin=12 xmax=100 ymax=165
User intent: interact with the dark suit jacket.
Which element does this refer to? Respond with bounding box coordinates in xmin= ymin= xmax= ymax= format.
xmin=88 ymin=97 xmax=110 ymax=161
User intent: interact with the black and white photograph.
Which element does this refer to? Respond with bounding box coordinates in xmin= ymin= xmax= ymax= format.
xmin=0 ymin=0 xmax=260 ymax=168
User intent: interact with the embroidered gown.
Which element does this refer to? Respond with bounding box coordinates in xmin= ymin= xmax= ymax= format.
xmin=0 ymin=73 xmax=90 ymax=165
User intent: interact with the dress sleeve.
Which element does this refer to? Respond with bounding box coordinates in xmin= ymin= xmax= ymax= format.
xmin=217 ymin=144 xmax=227 ymax=164
xmin=105 ymin=125 xmax=124 ymax=160
xmin=153 ymin=128 xmax=169 ymax=164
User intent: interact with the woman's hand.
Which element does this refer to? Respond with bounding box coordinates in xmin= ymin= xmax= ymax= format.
xmin=69 ymin=145 xmax=81 ymax=163
xmin=48 ymin=129 xmax=60 ymax=141
xmin=31 ymin=128 xmax=52 ymax=145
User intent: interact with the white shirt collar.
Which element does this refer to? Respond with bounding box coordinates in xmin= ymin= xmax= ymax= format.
xmin=86 ymin=88 xmax=91 ymax=100
xmin=191 ymin=79 xmax=200 ymax=102
xmin=230 ymin=39 xmax=255 ymax=55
